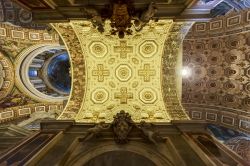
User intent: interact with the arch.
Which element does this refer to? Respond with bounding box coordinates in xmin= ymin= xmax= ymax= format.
xmin=14 ymin=44 xmax=68 ymax=103
xmin=51 ymin=23 xmax=86 ymax=120
xmin=66 ymin=142 xmax=174 ymax=166
xmin=161 ymin=22 xmax=192 ymax=120
xmin=84 ymin=151 xmax=156 ymax=166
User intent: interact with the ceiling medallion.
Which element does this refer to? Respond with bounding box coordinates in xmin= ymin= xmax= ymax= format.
xmin=82 ymin=0 xmax=157 ymax=38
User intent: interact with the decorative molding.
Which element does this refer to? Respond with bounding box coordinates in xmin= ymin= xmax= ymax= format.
xmin=0 ymin=52 xmax=14 ymax=101
xmin=29 ymin=32 xmax=40 ymax=40
xmin=210 ymin=20 xmax=223 ymax=30
xmin=0 ymin=110 xmax=13 ymax=119
xmin=0 ymin=23 xmax=58 ymax=43
xmin=186 ymin=10 xmax=250 ymax=39
xmin=0 ymin=103 xmax=63 ymax=123
xmin=35 ymin=106 xmax=46 ymax=112
xmin=184 ymin=103 xmax=250 ymax=135
xmin=221 ymin=115 xmax=235 ymax=126
xmin=11 ymin=30 xmax=24 ymax=39
xmin=206 ymin=112 xmax=217 ymax=122
xmin=191 ymin=111 xmax=202 ymax=120
xmin=226 ymin=15 xmax=241 ymax=27
xmin=0 ymin=27 xmax=6 ymax=36
xmin=18 ymin=108 xmax=31 ymax=116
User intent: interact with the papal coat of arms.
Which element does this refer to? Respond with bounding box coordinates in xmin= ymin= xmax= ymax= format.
xmin=79 ymin=110 xmax=164 ymax=144
xmin=112 ymin=110 xmax=134 ymax=144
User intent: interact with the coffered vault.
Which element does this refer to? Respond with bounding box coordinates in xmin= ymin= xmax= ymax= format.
xmin=52 ymin=20 xmax=191 ymax=122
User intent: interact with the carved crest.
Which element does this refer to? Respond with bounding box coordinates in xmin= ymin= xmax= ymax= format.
xmin=79 ymin=111 xmax=165 ymax=145
xmin=112 ymin=110 xmax=135 ymax=144
xmin=110 ymin=0 xmax=133 ymax=38
xmin=81 ymin=0 xmax=157 ymax=38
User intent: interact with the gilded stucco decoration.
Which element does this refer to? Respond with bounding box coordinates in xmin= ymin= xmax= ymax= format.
xmin=0 ymin=0 xmax=44 ymax=28
xmin=74 ymin=20 xmax=171 ymax=122
xmin=183 ymin=32 xmax=250 ymax=112
xmin=54 ymin=20 xmax=189 ymax=122
xmin=161 ymin=22 xmax=192 ymax=120
xmin=0 ymin=103 xmax=63 ymax=123
xmin=0 ymin=23 xmax=58 ymax=59
xmin=0 ymin=22 xmax=65 ymax=124
xmin=51 ymin=23 xmax=86 ymax=120
xmin=0 ymin=52 xmax=14 ymax=102
xmin=182 ymin=10 xmax=250 ymax=134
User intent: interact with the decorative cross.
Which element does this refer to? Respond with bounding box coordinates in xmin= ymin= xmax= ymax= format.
xmin=92 ymin=64 xmax=110 ymax=82
xmin=114 ymin=41 xmax=133 ymax=58
xmin=114 ymin=87 xmax=133 ymax=104
xmin=138 ymin=64 xmax=155 ymax=82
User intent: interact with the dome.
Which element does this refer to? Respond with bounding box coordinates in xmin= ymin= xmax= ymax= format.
xmin=47 ymin=53 xmax=71 ymax=94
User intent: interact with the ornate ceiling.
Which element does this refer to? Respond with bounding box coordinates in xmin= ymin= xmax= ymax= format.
xmin=0 ymin=20 xmax=63 ymax=123
xmin=0 ymin=0 xmax=249 ymax=135
xmin=182 ymin=10 xmax=250 ymax=134
xmin=53 ymin=20 xmax=190 ymax=122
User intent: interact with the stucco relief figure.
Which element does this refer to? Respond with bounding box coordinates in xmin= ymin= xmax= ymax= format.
xmin=134 ymin=2 xmax=158 ymax=31
xmin=0 ymin=94 xmax=28 ymax=108
xmin=78 ymin=111 xmax=165 ymax=145
xmin=46 ymin=25 xmax=56 ymax=35
xmin=0 ymin=40 xmax=19 ymax=56
xmin=78 ymin=122 xmax=110 ymax=142
xmin=82 ymin=7 xmax=104 ymax=33
xmin=137 ymin=121 xmax=165 ymax=144
xmin=112 ymin=110 xmax=134 ymax=144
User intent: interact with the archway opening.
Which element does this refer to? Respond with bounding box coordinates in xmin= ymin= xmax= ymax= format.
xmin=84 ymin=151 xmax=156 ymax=166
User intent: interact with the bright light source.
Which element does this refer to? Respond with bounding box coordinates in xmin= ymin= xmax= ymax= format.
xmin=182 ymin=67 xmax=191 ymax=78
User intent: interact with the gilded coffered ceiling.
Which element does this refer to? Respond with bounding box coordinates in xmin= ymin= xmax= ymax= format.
xmin=182 ymin=10 xmax=250 ymax=134
xmin=53 ymin=20 xmax=190 ymax=122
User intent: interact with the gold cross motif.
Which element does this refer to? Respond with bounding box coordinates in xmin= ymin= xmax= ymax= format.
xmin=114 ymin=87 xmax=133 ymax=104
xmin=114 ymin=41 xmax=133 ymax=58
xmin=138 ymin=64 xmax=156 ymax=82
xmin=92 ymin=64 xmax=110 ymax=82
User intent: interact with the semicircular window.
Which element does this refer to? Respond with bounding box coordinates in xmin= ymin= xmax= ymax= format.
xmin=47 ymin=53 xmax=71 ymax=94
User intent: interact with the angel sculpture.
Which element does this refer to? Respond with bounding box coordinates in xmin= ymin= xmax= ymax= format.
xmin=137 ymin=121 xmax=165 ymax=145
xmin=82 ymin=7 xmax=105 ymax=33
xmin=134 ymin=2 xmax=158 ymax=31
xmin=0 ymin=94 xmax=28 ymax=108
xmin=78 ymin=122 xmax=110 ymax=142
